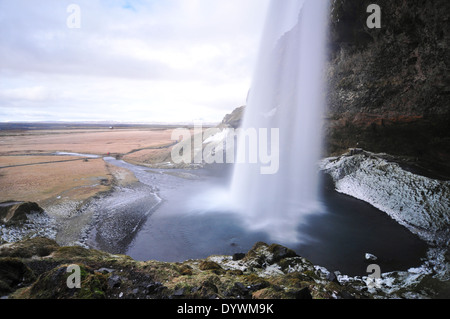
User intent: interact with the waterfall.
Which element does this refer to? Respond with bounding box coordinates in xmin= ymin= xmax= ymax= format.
xmin=230 ymin=0 xmax=330 ymax=244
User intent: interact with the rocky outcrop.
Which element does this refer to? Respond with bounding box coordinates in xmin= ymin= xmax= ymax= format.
xmin=1 ymin=238 xmax=448 ymax=299
xmin=169 ymin=107 xmax=246 ymax=169
xmin=218 ymin=106 xmax=246 ymax=129
xmin=0 ymin=201 xmax=43 ymax=225
xmin=320 ymin=150 xmax=450 ymax=246
xmin=0 ymin=238 xmax=362 ymax=299
xmin=0 ymin=201 xmax=56 ymax=244
xmin=325 ymin=0 xmax=450 ymax=178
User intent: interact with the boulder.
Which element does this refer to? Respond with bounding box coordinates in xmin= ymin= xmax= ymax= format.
xmin=0 ymin=237 xmax=59 ymax=258
xmin=0 ymin=258 xmax=35 ymax=295
xmin=0 ymin=201 xmax=44 ymax=225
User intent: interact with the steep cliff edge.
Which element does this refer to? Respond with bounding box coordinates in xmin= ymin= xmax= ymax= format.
xmin=325 ymin=0 xmax=450 ymax=178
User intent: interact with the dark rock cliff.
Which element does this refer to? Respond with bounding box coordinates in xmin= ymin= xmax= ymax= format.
xmin=325 ymin=0 xmax=450 ymax=178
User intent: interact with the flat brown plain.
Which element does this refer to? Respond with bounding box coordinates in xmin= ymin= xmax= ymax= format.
xmin=0 ymin=128 xmax=175 ymax=155
xmin=0 ymin=127 xmax=175 ymax=207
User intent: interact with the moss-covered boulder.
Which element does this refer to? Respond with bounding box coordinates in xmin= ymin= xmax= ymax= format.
xmin=0 ymin=237 xmax=59 ymax=258
xmin=14 ymin=264 xmax=108 ymax=299
xmin=0 ymin=201 xmax=44 ymax=225
xmin=0 ymin=258 xmax=35 ymax=295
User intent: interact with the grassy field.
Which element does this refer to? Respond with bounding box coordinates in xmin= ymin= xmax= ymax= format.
xmin=0 ymin=125 xmax=177 ymax=208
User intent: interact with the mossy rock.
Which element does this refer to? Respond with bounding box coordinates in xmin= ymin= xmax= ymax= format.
xmin=243 ymin=242 xmax=298 ymax=266
xmin=0 ymin=257 xmax=36 ymax=295
xmin=252 ymin=287 xmax=287 ymax=299
xmin=267 ymin=244 xmax=298 ymax=263
xmin=0 ymin=237 xmax=59 ymax=258
xmin=53 ymin=246 xmax=110 ymax=260
xmin=0 ymin=201 xmax=44 ymax=225
xmin=198 ymin=261 xmax=223 ymax=272
xmin=278 ymin=257 xmax=315 ymax=274
xmin=178 ymin=264 xmax=193 ymax=276
xmin=13 ymin=264 xmax=107 ymax=299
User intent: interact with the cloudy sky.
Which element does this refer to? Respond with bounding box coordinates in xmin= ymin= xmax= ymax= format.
xmin=0 ymin=0 xmax=269 ymax=123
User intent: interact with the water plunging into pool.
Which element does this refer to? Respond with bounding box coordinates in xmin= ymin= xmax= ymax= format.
xmin=229 ymin=0 xmax=330 ymax=243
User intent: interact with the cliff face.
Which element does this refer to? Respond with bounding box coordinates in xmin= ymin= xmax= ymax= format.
xmin=325 ymin=0 xmax=450 ymax=177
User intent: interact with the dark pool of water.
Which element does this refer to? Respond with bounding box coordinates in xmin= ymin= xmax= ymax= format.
xmin=124 ymin=166 xmax=429 ymax=276
xmin=294 ymin=173 xmax=429 ymax=275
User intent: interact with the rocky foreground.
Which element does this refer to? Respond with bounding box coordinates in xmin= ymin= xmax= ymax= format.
xmin=0 ymin=237 xmax=449 ymax=299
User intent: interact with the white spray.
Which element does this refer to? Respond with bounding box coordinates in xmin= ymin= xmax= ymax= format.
xmin=230 ymin=0 xmax=330 ymax=243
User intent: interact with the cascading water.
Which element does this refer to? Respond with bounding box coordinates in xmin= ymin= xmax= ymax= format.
xmin=230 ymin=0 xmax=330 ymax=244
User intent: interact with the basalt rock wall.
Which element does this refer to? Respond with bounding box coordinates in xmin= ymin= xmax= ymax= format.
xmin=325 ymin=0 xmax=450 ymax=177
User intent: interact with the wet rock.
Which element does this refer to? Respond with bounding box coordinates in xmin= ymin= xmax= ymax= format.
xmin=232 ymin=253 xmax=245 ymax=261
xmin=107 ymin=275 xmax=122 ymax=289
xmin=326 ymin=271 xmax=340 ymax=284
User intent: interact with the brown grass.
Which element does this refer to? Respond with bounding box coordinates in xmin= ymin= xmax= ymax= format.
xmin=0 ymin=128 xmax=175 ymax=156
xmin=123 ymin=148 xmax=173 ymax=166
xmin=0 ymin=158 xmax=111 ymax=206
xmin=0 ymin=128 xmax=176 ymax=207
